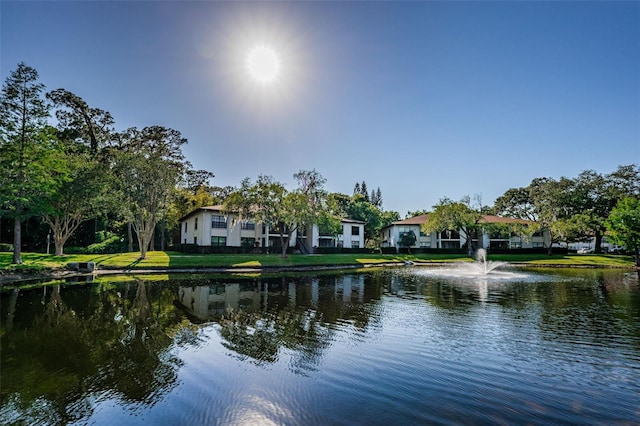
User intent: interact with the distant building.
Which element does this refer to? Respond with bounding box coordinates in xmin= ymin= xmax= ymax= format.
xmin=178 ymin=205 xmax=365 ymax=252
xmin=380 ymin=214 xmax=549 ymax=250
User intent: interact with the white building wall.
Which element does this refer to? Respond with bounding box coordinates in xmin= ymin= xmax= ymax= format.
xmin=312 ymin=224 xmax=320 ymax=247
xmin=227 ymin=215 xmax=242 ymax=246
xmin=181 ymin=212 xmax=208 ymax=245
xmin=182 ymin=210 xmax=366 ymax=249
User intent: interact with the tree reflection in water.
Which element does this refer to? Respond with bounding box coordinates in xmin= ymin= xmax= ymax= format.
xmin=1 ymin=273 xmax=384 ymax=425
xmin=0 ymin=279 xmax=194 ymax=425
xmin=174 ymin=274 xmax=383 ymax=374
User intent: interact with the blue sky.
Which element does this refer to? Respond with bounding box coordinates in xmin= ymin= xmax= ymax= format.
xmin=2 ymin=1 xmax=639 ymax=216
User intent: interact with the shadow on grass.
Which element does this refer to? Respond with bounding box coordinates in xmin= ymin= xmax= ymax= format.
xmin=126 ymin=258 xmax=143 ymax=269
xmin=89 ymin=254 xmax=120 ymax=265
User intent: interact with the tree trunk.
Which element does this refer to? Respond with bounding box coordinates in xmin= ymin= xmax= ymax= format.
xmin=594 ymin=230 xmax=603 ymax=253
xmin=12 ymin=217 xmax=22 ymax=264
xmin=127 ymin=222 xmax=134 ymax=252
xmin=279 ymin=233 xmax=289 ymax=258
xmin=160 ymin=216 xmax=166 ymax=251
xmin=139 ymin=233 xmax=147 ymax=259
xmin=54 ymin=235 xmax=66 ymax=256
xmin=464 ymin=228 xmax=474 ymax=257
xmin=6 ymin=288 xmax=19 ymax=332
xmin=148 ymin=228 xmax=155 ymax=252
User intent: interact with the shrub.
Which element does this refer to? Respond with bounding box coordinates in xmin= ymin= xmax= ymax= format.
xmin=87 ymin=235 xmax=122 ymax=254
xmin=0 ymin=243 xmax=13 ymax=252
xmin=65 ymin=246 xmax=88 ymax=254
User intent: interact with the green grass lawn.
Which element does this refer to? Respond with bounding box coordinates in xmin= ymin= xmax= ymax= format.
xmin=0 ymin=251 xmax=637 ymax=271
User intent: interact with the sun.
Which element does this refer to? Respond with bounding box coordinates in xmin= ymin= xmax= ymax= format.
xmin=245 ymin=44 xmax=281 ymax=85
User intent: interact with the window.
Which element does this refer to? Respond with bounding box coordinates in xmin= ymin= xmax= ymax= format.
xmin=195 ymin=218 xmax=198 ymax=230
xmin=490 ymin=229 xmax=510 ymax=239
xmin=440 ymin=230 xmax=460 ymax=240
xmin=532 ymin=242 xmax=544 ymax=248
xmin=351 ymin=240 xmax=360 ymax=248
xmin=194 ymin=236 xmax=197 ymax=245
xmin=208 ymin=301 xmax=226 ymax=316
xmin=351 ymin=226 xmax=360 ymax=236
xmin=441 ymin=241 xmax=460 ymax=249
xmin=184 ymin=222 xmax=187 ymax=232
xmin=241 ymin=221 xmax=255 ymax=230
xmin=319 ymin=238 xmax=334 ymax=247
xmin=209 ymin=285 xmax=225 ymax=295
xmin=212 ymin=215 xmax=226 ymax=229
xmin=241 ymin=237 xmax=255 ymax=247
xmin=211 ymin=236 xmax=227 ymax=246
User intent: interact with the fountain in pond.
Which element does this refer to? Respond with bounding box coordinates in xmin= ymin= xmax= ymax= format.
xmin=411 ymin=248 xmax=532 ymax=281
xmin=468 ymin=248 xmax=506 ymax=275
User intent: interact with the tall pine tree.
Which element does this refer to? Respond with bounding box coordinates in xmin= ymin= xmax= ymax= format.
xmin=0 ymin=63 xmax=57 ymax=263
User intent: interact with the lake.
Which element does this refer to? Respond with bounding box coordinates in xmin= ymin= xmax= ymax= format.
xmin=1 ymin=267 xmax=639 ymax=425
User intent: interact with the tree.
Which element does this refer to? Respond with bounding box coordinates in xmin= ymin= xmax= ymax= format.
xmin=422 ymin=196 xmax=484 ymax=256
xmin=607 ymin=164 xmax=640 ymax=200
xmin=344 ymin=194 xmax=395 ymax=248
xmin=344 ymin=194 xmax=382 ymax=247
xmin=563 ymin=167 xmax=640 ymax=253
xmin=292 ymin=169 xmax=328 ymax=248
xmin=225 ymin=170 xmax=331 ymax=257
xmin=47 ymin=88 xmax=114 ymax=154
xmin=0 ymin=63 xmax=59 ymax=263
xmin=397 ymin=230 xmax=416 ymax=252
xmin=224 ymin=175 xmax=289 ymax=256
xmin=41 ymin=145 xmax=108 ymax=255
xmin=406 ymin=209 xmax=429 ymax=218
xmin=327 ymin=192 xmax=351 ymax=216
xmin=353 ymin=181 xmax=371 ymax=202
xmin=370 ymin=187 xmax=383 ymax=208
xmin=494 ymin=178 xmax=573 ymax=255
xmin=110 ymin=126 xmax=188 ymax=259
xmin=606 ymin=197 xmax=640 ymax=266
xmin=41 ymin=90 xmax=116 ymax=255
xmin=360 ymin=181 xmax=369 ymax=202
xmin=165 ymin=169 xmax=216 ymax=249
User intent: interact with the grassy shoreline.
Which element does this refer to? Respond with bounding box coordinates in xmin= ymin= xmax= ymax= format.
xmin=1 ymin=251 xmax=637 ymax=273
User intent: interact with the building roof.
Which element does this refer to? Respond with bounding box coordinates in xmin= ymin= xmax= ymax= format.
xmin=177 ymin=205 xmax=224 ymax=222
xmin=383 ymin=213 xmax=531 ymax=230
xmin=341 ymin=217 xmax=366 ymax=224
xmin=179 ymin=206 xmax=366 ymax=226
xmin=389 ymin=214 xmax=430 ymax=226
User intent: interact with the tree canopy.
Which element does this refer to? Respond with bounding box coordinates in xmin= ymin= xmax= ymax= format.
xmin=422 ymin=196 xmax=484 ymax=256
xmin=224 ymin=171 xmax=332 ymax=257
xmin=0 ymin=63 xmax=61 ymax=263
xmin=606 ymin=197 xmax=640 ymax=266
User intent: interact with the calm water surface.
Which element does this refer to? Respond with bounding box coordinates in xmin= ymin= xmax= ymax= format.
xmin=1 ymin=267 xmax=639 ymax=425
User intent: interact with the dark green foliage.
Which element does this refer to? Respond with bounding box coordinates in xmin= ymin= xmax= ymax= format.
xmin=0 ymin=63 xmax=61 ymax=263
xmin=86 ymin=235 xmax=122 ymax=254
xmin=398 ymin=230 xmax=417 ymax=248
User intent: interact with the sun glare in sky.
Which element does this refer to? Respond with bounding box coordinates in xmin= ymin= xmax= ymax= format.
xmin=246 ymin=44 xmax=281 ymax=85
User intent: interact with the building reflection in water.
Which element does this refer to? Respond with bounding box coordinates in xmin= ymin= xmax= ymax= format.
xmin=176 ymin=275 xmax=366 ymax=323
